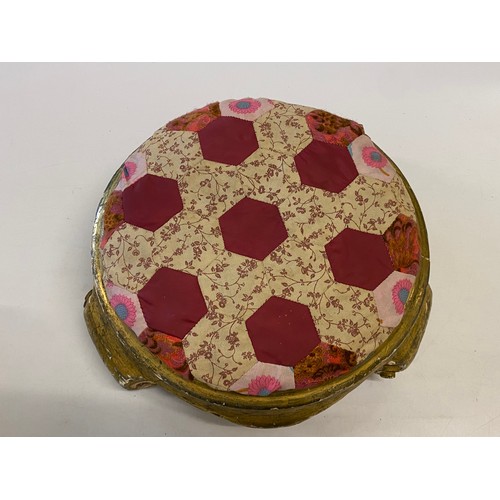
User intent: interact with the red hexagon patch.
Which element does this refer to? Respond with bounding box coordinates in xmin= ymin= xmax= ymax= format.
xmin=198 ymin=116 xmax=259 ymax=165
xmin=294 ymin=140 xmax=358 ymax=193
xmin=325 ymin=228 xmax=394 ymax=290
xmin=138 ymin=267 xmax=207 ymax=339
xmin=246 ymin=296 xmax=320 ymax=366
xmin=122 ymin=174 xmax=183 ymax=232
xmin=218 ymin=197 xmax=288 ymax=260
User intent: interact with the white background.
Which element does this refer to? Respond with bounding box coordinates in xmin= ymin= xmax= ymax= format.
xmin=1 ymin=63 xmax=499 ymax=436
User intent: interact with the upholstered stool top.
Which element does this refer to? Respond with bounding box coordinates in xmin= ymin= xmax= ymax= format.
xmin=98 ymin=98 xmax=421 ymax=396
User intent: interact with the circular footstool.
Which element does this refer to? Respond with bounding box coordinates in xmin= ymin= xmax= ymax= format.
xmin=84 ymin=98 xmax=431 ymax=428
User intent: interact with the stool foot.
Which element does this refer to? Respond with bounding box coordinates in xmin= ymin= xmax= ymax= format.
xmin=84 ymin=288 xmax=155 ymax=390
xmin=377 ymin=284 xmax=432 ymax=379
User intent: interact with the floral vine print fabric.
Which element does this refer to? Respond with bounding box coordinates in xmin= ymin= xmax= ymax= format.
xmin=99 ymin=98 xmax=421 ymax=395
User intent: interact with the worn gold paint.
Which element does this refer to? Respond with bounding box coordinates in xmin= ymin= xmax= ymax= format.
xmin=84 ymin=146 xmax=431 ymax=428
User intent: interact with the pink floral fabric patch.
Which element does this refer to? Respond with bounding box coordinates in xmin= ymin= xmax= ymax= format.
xmin=105 ymin=281 xmax=147 ymax=335
xmin=219 ymin=97 xmax=274 ymax=122
xmin=229 ymin=362 xmax=295 ymax=395
xmin=349 ymin=134 xmax=396 ymax=183
xmin=373 ymin=271 xmax=416 ymax=327
xmin=117 ymin=151 xmax=148 ymax=191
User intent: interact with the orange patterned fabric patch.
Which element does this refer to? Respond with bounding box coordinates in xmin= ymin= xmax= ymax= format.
xmin=139 ymin=329 xmax=192 ymax=380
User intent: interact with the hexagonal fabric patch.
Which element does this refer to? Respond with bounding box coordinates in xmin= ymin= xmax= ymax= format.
xmin=293 ymin=342 xmax=357 ymax=389
xmin=246 ymin=296 xmax=320 ymax=366
xmin=310 ymin=280 xmax=384 ymax=356
xmin=183 ymin=314 xmax=257 ymax=389
xmin=279 ymin=185 xmax=345 ymax=246
xmin=178 ymin=160 xmax=249 ymax=219
xmin=117 ymin=151 xmax=148 ymax=191
xmin=294 ymin=140 xmax=358 ymax=193
xmin=138 ymin=328 xmax=192 ymax=380
xmin=101 ymin=222 xmax=159 ymax=293
xmin=219 ymin=97 xmax=274 ymax=122
xmin=305 ymin=109 xmax=364 ymax=146
xmin=154 ymin=210 xmax=224 ymax=275
xmin=165 ymin=102 xmax=220 ymax=132
xmin=218 ymin=197 xmax=288 ymax=260
xmin=348 ymin=135 xmax=396 ymax=183
xmin=198 ymin=252 xmax=270 ymax=319
xmin=198 ymin=116 xmax=259 ymax=165
xmin=238 ymin=151 xmax=301 ymax=207
xmin=137 ymin=267 xmax=207 ymax=339
xmin=325 ymin=228 xmax=393 ymax=290
xmin=253 ymin=100 xmax=314 ymax=156
xmin=105 ymin=281 xmax=147 ymax=336
xmin=383 ymin=214 xmax=421 ymax=275
xmin=229 ymin=362 xmax=295 ymax=395
xmin=139 ymin=129 xmax=203 ymax=179
xmin=122 ymin=174 xmax=183 ymax=232
xmin=263 ymin=237 xmax=332 ymax=308
xmin=373 ymin=271 xmax=416 ymax=327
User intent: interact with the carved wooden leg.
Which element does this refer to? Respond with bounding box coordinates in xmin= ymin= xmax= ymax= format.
xmin=377 ymin=285 xmax=432 ymax=379
xmin=84 ymin=289 xmax=155 ymax=390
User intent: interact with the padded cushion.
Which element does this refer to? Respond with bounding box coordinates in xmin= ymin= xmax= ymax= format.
xmin=99 ymin=98 xmax=421 ymax=395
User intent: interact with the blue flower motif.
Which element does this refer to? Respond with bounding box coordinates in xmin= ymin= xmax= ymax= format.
xmin=236 ymin=101 xmax=251 ymax=109
xmin=114 ymin=303 xmax=129 ymax=320
xmin=398 ymin=287 xmax=409 ymax=304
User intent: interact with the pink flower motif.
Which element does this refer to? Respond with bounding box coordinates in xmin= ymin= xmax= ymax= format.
xmin=391 ymin=279 xmax=413 ymax=315
xmin=362 ymin=146 xmax=390 ymax=176
xmin=110 ymin=294 xmax=137 ymax=327
xmin=122 ymin=160 xmax=137 ymax=181
xmin=247 ymin=375 xmax=282 ymax=396
xmin=228 ymin=98 xmax=262 ymax=114
xmin=100 ymin=231 xmax=112 ymax=249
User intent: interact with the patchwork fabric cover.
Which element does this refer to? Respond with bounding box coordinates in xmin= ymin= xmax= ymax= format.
xmin=99 ymin=98 xmax=421 ymax=396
